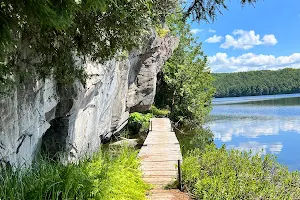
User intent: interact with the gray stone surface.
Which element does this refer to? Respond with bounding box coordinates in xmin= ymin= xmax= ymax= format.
xmin=127 ymin=32 xmax=178 ymax=112
xmin=0 ymin=78 xmax=58 ymax=167
xmin=109 ymin=138 xmax=138 ymax=148
xmin=0 ymin=33 xmax=178 ymax=167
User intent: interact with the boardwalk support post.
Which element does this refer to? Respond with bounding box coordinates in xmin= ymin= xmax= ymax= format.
xmin=178 ymin=159 xmax=182 ymax=191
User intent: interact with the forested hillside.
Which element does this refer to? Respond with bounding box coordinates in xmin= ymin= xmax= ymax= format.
xmin=213 ymin=68 xmax=300 ymax=97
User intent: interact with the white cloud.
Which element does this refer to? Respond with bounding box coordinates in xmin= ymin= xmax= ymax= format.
xmin=190 ymin=28 xmax=203 ymax=34
xmin=205 ymin=35 xmax=223 ymax=43
xmin=262 ymin=34 xmax=277 ymax=45
xmin=220 ymin=30 xmax=278 ymax=50
xmin=209 ymin=28 xmax=216 ymax=33
xmin=208 ymin=52 xmax=300 ymax=73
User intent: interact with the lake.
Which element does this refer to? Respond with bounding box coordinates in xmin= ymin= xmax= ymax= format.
xmin=207 ymin=93 xmax=300 ymax=171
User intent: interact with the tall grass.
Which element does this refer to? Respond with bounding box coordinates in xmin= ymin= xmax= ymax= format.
xmin=0 ymin=146 xmax=149 ymax=200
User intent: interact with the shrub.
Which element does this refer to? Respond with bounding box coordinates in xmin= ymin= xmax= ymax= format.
xmin=150 ymin=105 xmax=170 ymax=116
xmin=128 ymin=112 xmax=153 ymax=134
xmin=0 ymin=147 xmax=149 ymax=200
xmin=182 ymin=144 xmax=300 ymax=200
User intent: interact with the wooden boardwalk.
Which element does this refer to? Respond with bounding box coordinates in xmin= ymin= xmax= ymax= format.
xmin=139 ymin=118 xmax=187 ymax=199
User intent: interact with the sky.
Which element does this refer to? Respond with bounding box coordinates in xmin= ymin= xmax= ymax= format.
xmin=189 ymin=0 xmax=300 ymax=73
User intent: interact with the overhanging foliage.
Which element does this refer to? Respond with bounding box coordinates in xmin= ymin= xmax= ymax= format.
xmin=0 ymin=0 xmax=176 ymax=93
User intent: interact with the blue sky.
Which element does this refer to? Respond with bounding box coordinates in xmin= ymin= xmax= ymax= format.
xmin=189 ymin=0 xmax=300 ymax=73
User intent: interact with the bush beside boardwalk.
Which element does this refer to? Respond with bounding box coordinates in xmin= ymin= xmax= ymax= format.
xmin=182 ymin=144 xmax=300 ymax=199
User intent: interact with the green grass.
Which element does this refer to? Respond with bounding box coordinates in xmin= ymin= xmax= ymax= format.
xmin=182 ymin=144 xmax=300 ymax=200
xmin=0 ymin=146 xmax=150 ymax=200
xmin=150 ymin=105 xmax=170 ymax=116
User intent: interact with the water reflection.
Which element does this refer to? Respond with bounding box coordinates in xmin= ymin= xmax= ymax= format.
xmin=241 ymin=97 xmax=300 ymax=106
xmin=175 ymin=127 xmax=214 ymax=155
xmin=228 ymin=141 xmax=283 ymax=155
xmin=212 ymin=93 xmax=300 ymax=105
xmin=207 ymin=94 xmax=300 ymax=171
xmin=207 ymin=117 xmax=300 ymax=142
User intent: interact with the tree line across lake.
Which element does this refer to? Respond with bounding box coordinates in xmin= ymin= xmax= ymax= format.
xmin=213 ymin=68 xmax=300 ymax=98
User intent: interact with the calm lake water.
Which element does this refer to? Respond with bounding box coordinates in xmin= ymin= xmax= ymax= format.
xmin=207 ymin=93 xmax=300 ymax=171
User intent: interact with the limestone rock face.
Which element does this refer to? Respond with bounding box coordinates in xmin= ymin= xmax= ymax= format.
xmin=0 ymin=33 xmax=178 ymax=167
xmin=127 ymin=33 xmax=178 ymax=112
xmin=0 ymin=79 xmax=58 ymax=167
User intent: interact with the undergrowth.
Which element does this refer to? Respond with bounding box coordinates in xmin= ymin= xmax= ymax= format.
xmin=128 ymin=106 xmax=170 ymax=134
xmin=150 ymin=105 xmax=170 ymax=116
xmin=182 ymin=144 xmax=300 ymax=200
xmin=128 ymin=112 xmax=153 ymax=134
xmin=0 ymin=146 xmax=149 ymax=200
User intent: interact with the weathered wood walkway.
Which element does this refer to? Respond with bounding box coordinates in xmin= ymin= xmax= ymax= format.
xmin=139 ymin=118 xmax=188 ymax=199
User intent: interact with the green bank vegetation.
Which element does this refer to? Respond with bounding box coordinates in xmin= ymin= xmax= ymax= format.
xmin=0 ymin=147 xmax=149 ymax=200
xmin=176 ymin=126 xmax=300 ymax=199
xmin=128 ymin=106 xmax=170 ymax=134
xmin=213 ymin=68 xmax=300 ymax=97
xmin=155 ymin=10 xmax=215 ymax=126
xmin=182 ymin=144 xmax=300 ymax=199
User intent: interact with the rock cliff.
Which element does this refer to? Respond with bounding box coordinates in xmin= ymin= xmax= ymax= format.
xmin=0 ymin=32 xmax=178 ymax=167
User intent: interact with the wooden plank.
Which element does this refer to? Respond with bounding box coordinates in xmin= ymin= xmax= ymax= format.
xmin=141 ymin=162 xmax=178 ymax=169
xmin=143 ymin=177 xmax=175 ymax=184
xmin=143 ymin=170 xmax=178 ymax=176
xmin=140 ymin=145 xmax=180 ymax=149
xmin=150 ymin=118 xmax=172 ymax=132
xmin=138 ymin=118 xmax=185 ymax=199
xmin=140 ymin=155 xmax=182 ymax=162
xmin=147 ymin=189 xmax=190 ymax=200
xmin=139 ymin=152 xmax=182 ymax=156
xmin=140 ymin=143 xmax=181 ymax=148
xmin=138 ymin=118 xmax=182 ymax=189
